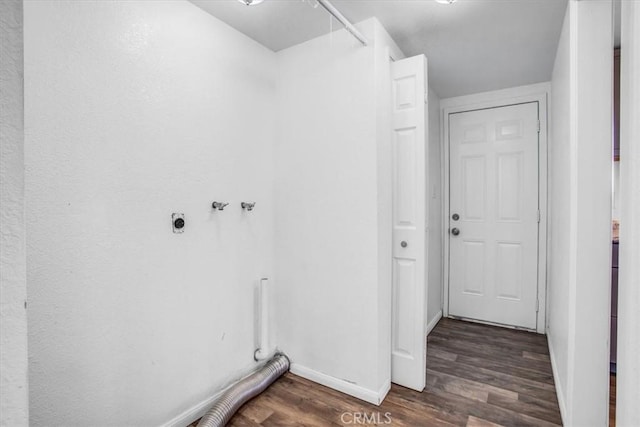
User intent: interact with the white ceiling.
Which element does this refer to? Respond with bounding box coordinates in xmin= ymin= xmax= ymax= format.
xmin=190 ymin=0 xmax=569 ymax=98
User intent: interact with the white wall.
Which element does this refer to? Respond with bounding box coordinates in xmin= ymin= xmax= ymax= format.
xmin=617 ymin=1 xmax=640 ymax=424
xmin=24 ymin=1 xmax=276 ymax=425
xmin=274 ymin=18 xmax=398 ymax=404
xmin=547 ymin=5 xmax=572 ymax=417
xmin=547 ymin=1 xmax=613 ymax=425
xmin=426 ymin=88 xmax=442 ymax=331
xmin=569 ymin=3 xmax=612 ymax=424
xmin=0 ymin=0 xmax=29 ymax=425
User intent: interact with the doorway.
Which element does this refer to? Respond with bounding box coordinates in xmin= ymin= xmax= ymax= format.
xmin=442 ymin=87 xmax=549 ymax=334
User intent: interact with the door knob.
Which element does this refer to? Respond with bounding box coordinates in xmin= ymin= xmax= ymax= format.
xmin=401 ymin=241 xmax=408 ymax=248
xmin=451 ymin=228 xmax=460 ymax=236
xmin=452 ymin=213 xmax=460 ymax=221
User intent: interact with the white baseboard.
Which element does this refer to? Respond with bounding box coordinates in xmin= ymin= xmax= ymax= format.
xmin=377 ymin=378 xmax=391 ymax=404
xmin=546 ymin=333 xmax=568 ymax=426
xmin=427 ymin=310 xmax=443 ymax=335
xmin=290 ymin=363 xmax=388 ymax=406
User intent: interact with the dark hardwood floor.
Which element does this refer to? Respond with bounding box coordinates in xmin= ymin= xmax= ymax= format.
xmin=192 ymin=318 xmax=563 ymax=426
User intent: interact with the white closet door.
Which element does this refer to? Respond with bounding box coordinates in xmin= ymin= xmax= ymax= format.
xmin=390 ymin=55 xmax=428 ymax=392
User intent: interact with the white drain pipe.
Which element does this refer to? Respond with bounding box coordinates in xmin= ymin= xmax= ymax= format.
xmin=254 ymin=278 xmax=271 ymax=361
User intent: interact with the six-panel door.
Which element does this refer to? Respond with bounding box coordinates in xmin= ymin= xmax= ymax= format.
xmin=390 ymin=55 xmax=428 ymax=392
xmin=448 ymin=102 xmax=539 ymax=330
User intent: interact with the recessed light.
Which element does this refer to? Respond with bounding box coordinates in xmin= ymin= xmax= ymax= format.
xmin=238 ymin=0 xmax=264 ymax=5
xmin=435 ymin=0 xmax=457 ymax=4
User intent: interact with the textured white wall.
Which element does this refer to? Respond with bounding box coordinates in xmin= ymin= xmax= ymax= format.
xmin=426 ymin=88 xmax=442 ymax=329
xmin=617 ymin=1 xmax=640 ymax=424
xmin=547 ymin=1 xmax=612 ymax=425
xmin=274 ymin=18 xmax=395 ymax=401
xmin=0 ymin=0 xmax=29 ymax=425
xmin=24 ymin=1 xmax=276 ymax=425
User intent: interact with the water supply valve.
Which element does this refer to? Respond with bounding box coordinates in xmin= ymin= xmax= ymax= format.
xmin=241 ymin=202 xmax=256 ymax=211
xmin=212 ymin=201 xmax=229 ymax=211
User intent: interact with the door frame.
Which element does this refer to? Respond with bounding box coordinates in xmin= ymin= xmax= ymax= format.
xmin=440 ymin=83 xmax=549 ymax=334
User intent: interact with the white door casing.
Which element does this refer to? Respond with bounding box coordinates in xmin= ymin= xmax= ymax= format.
xmin=390 ymin=55 xmax=428 ymax=392
xmin=448 ymin=102 xmax=539 ymax=330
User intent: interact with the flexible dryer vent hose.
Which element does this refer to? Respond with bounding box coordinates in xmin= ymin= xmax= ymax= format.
xmin=197 ymin=353 xmax=290 ymax=427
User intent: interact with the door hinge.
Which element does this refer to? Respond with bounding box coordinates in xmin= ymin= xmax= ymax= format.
xmin=537 ymin=120 xmax=541 ymax=133
xmin=536 ymin=299 xmax=540 ymax=313
xmin=537 ymin=209 xmax=541 ymax=223
xmin=425 ymin=93 xmax=429 ymax=105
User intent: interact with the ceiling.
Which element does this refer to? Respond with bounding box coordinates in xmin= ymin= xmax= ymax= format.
xmin=614 ymin=0 xmax=621 ymax=47
xmin=190 ymin=0 xmax=569 ymax=98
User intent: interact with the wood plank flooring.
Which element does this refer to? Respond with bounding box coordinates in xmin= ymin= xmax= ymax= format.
xmin=610 ymin=374 xmax=616 ymax=427
xmin=191 ymin=318 xmax=563 ymax=426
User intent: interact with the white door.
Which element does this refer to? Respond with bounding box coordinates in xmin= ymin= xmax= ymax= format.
xmin=448 ymin=102 xmax=539 ymax=330
xmin=390 ymin=55 xmax=428 ymax=392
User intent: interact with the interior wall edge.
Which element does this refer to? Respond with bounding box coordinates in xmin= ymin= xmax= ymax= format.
xmin=546 ymin=1 xmax=571 ymax=422
xmin=427 ymin=87 xmax=443 ymax=331
xmin=546 ymin=333 xmax=568 ymax=425
xmin=0 ymin=0 xmax=29 ymax=425
xmin=566 ymin=1 xmax=613 ymax=425
xmin=426 ymin=310 xmax=443 ymax=336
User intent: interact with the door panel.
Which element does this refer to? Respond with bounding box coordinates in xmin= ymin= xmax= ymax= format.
xmin=392 ymin=259 xmax=416 ymax=357
xmin=496 ymin=241 xmax=523 ymax=299
xmin=497 ymin=152 xmax=523 ymax=220
xmin=449 ymin=102 xmax=539 ymax=330
xmin=391 ymin=55 xmax=427 ymax=392
xmin=394 ymin=130 xmax=417 ymax=229
xmin=462 ymin=156 xmax=486 ymax=220
xmin=462 ymin=240 xmax=486 ymax=295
